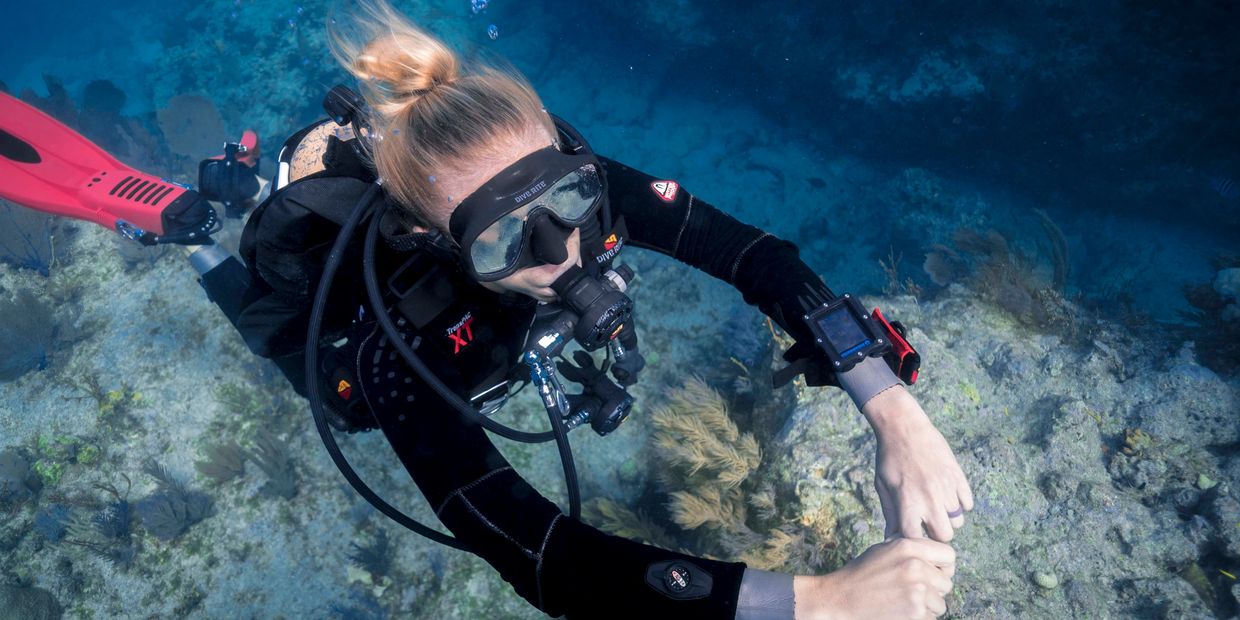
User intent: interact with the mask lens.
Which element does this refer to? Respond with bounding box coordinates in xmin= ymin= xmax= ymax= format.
xmin=540 ymin=164 xmax=602 ymax=223
xmin=469 ymin=203 xmax=531 ymax=277
xmin=467 ymin=164 xmax=603 ymax=278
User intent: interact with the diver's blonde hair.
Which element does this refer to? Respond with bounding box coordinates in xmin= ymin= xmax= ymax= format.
xmin=327 ymin=0 xmax=555 ymax=224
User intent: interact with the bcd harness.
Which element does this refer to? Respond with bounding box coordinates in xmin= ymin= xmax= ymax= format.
xmin=239 ymin=98 xmax=639 ymax=548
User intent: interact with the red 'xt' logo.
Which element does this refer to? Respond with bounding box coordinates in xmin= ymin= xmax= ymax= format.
xmin=446 ymin=314 xmax=475 ymax=354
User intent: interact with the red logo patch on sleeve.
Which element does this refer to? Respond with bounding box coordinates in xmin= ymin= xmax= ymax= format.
xmin=651 ymin=180 xmax=679 ymax=203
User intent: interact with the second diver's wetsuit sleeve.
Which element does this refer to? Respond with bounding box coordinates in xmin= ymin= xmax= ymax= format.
xmin=354 ymin=324 xmax=747 ymax=618
xmin=600 ymin=157 xmax=833 ymax=345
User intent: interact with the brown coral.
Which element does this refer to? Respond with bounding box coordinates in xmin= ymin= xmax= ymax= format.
xmin=586 ymin=378 xmax=836 ymax=572
xmin=651 ymin=377 xmax=829 ymax=571
xmin=582 ymin=498 xmax=680 ymax=552
xmin=650 ymin=376 xmax=760 ymax=490
xmin=923 ymin=222 xmax=1076 ymax=332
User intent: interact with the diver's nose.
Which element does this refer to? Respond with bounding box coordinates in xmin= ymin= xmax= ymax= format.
xmin=528 ymin=212 xmax=571 ymax=266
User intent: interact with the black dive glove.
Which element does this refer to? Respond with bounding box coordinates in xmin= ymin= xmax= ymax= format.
xmin=556 ymin=351 xmax=633 ymax=436
xmin=773 ymin=339 xmax=843 ymax=389
xmin=772 ymin=300 xmax=920 ymax=391
xmin=609 ymin=349 xmax=645 ymax=387
xmin=765 ymin=285 xmax=848 ymax=389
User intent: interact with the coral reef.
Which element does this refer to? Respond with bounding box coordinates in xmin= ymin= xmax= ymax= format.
xmin=0 ymin=3 xmax=1235 ymax=618
xmin=823 ymin=292 xmax=1240 ymax=618
xmin=641 ymin=377 xmax=833 ymax=572
xmin=0 ymin=288 xmax=58 ymax=382
xmin=135 ymin=461 xmax=213 ymax=541
xmin=0 ymin=204 xmax=60 ymax=276
xmin=155 ymin=94 xmax=227 ymax=163
xmin=1178 ymin=255 xmax=1240 ymax=377
xmin=0 ymin=449 xmax=40 ymax=507
xmin=194 ymin=439 xmax=248 ymax=484
xmin=922 ymin=224 xmax=1074 ymax=331
xmin=246 ymin=429 xmax=298 ymax=500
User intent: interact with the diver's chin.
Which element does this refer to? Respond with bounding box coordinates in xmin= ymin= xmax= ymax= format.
xmin=528 ymin=287 xmax=558 ymax=303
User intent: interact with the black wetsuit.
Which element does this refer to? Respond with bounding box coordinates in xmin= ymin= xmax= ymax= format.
xmin=229 ymin=155 xmax=833 ymax=618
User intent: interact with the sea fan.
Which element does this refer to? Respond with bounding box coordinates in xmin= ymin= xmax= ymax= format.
xmin=247 ymin=429 xmax=298 ymax=500
xmin=0 ymin=289 xmax=57 ymax=381
xmin=136 ymin=460 xmax=214 ymax=541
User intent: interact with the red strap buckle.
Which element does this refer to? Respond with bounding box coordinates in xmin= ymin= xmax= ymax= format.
xmin=871 ymin=307 xmax=920 ymax=385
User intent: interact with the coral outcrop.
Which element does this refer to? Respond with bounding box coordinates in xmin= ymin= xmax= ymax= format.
xmin=589 ymin=377 xmax=838 ymax=573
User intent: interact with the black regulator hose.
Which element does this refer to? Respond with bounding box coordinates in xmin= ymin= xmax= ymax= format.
xmin=307 ymin=182 xmax=583 ymax=544
xmin=305 ymin=182 xmax=466 ymax=550
xmin=361 ymin=198 xmax=557 ymax=443
xmin=362 ymin=199 xmax=582 ymax=519
xmin=543 ymin=378 xmax=582 ymax=520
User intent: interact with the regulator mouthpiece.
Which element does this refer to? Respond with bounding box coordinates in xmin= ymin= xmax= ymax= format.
xmin=551 ymin=265 xmax=634 ymax=351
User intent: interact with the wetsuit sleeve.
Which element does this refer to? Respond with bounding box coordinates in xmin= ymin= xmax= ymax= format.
xmin=600 ymin=157 xmax=833 ymax=345
xmin=356 ymin=325 xmax=747 ymax=618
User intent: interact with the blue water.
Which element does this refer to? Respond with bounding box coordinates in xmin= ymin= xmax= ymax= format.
xmin=7 ymin=1 xmax=1235 ymax=321
xmin=3 ymin=1 xmax=1239 ymax=618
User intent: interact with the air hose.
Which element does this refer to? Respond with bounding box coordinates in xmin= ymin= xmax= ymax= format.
xmin=361 ymin=196 xmax=582 ymax=519
xmin=304 ymin=182 xmax=465 ymax=548
xmin=305 ymin=182 xmax=583 ymax=548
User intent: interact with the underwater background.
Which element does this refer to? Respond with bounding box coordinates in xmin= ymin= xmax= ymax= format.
xmin=2 ymin=0 xmax=1239 ymax=618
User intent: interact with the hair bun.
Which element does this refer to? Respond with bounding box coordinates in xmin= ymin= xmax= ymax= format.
xmin=354 ymin=32 xmax=459 ymax=99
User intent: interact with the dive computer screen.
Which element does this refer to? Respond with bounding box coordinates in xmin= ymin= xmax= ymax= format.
xmin=816 ymin=306 xmax=870 ymax=356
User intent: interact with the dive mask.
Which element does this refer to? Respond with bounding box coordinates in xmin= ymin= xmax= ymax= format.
xmin=448 ymin=145 xmax=604 ymax=282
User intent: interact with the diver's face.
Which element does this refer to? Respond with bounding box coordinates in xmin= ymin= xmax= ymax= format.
xmin=477 ymin=228 xmax=582 ymax=302
xmin=426 ymin=126 xmax=582 ymax=303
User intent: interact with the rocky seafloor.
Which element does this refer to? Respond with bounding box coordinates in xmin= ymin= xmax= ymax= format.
xmin=1 ymin=212 xmax=1238 ymax=618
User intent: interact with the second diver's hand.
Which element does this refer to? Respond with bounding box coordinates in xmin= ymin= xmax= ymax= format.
xmin=863 ymin=385 xmax=975 ymax=542
xmin=793 ymin=537 xmax=956 ymax=620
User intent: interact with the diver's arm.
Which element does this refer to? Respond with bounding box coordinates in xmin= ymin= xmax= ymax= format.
xmin=600 ymin=157 xmax=826 ymax=346
xmin=357 ymin=333 xmax=748 ymax=617
xmin=187 ymin=244 xmax=315 ymax=398
xmin=603 ymin=158 xmax=901 ymax=410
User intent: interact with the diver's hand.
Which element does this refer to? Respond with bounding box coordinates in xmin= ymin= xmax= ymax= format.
xmin=794 ymin=538 xmax=955 ymax=620
xmin=863 ymin=386 xmax=974 ymax=541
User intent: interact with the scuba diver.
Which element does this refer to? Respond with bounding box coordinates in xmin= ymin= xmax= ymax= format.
xmin=0 ymin=2 xmax=973 ymax=618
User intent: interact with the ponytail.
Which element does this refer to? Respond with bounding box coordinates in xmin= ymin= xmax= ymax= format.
xmin=328 ymin=0 xmax=555 ymax=224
